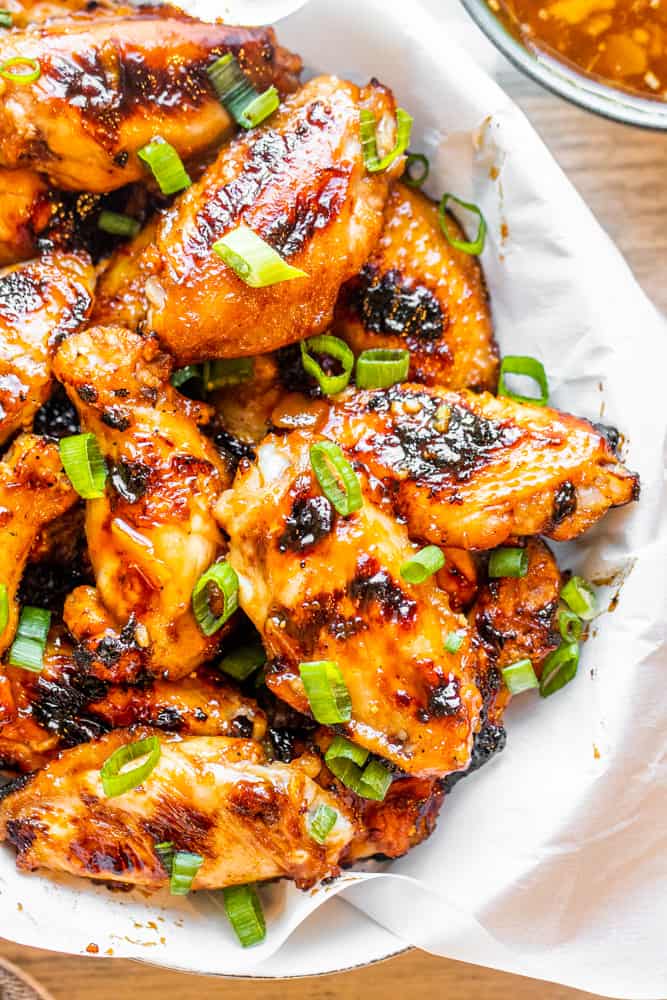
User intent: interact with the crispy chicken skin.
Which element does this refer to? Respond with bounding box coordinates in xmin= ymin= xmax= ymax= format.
xmin=0 ymin=434 xmax=78 ymax=657
xmin=343 ymin=775 xmax=444 ymax=863
xmin=0 ymin=9 xmax=301 ymax=191
xmin=216 ymin=432 xmax=483 ymax=778
xmin=0 ymin=629 xmax=267 ymax=771
xmin=0 ymin=251 xmax=94 ymax=445
xmin=2 ymin=0 xmax=131 ymax=28
xmin=92 ymin=215 xmax=161 ymax=330
xmin=0 ymin=729 xmax=356 ymax=890
xmin=0 ymin=168 xmax=53 ymax=266
xmin=334 ymin=182 xmax=498 ymax=391
xmin=53 ymin=326 xmax=232 ymax=682
xmin=316 ymin=385 xmax=639 ymax=550
xmin=108 ymin=75 xmax=401 ymax=362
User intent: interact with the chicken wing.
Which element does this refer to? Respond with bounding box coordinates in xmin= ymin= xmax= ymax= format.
xmin=2 ymin=0 xmax=130 ymax=28
xmin=216 ymin=431 xmax=483 ymax=778
xmin=334 ymin=182 xmax=498 ymax=390
xmin=0 ymin=434 xmax=78 ymax=657
xmin=0 ymin=251 xmax=94 ymax=445
xmin=102 ymin=75 xmax=401 ymax=362
xmin=0 ymin=729 xmax=356 ymax=890
xmin=53 ymin=326 xmax=233 ymax=682
xmin=316 ymin=385 xmax=638 ymax=549
xmin=0 ymin=167 xmax=53 ymax=266
xmin=0 ymin=9 xmax=301 ymax=191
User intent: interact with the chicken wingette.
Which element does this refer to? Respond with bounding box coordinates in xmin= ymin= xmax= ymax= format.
xmin=97 ymin=75 xmax=402 ymax=361
xmin=0 ymin=434 xmax=78 ymax=657
xmin=0 ymin=167 xmax=53 ymax=266
xmin=0 ymin=8 xmax=301 ymax=191
xmin=334 ymin=182 xmax=498 ymax=390
xmin=0 ymin=729 xmax=356 ymax=890
xmin=0 ymin=251 xmax=94 ymax=445
xmin=216 ymin=431 xmax=483 ymax=779
xmin=53 ymin=326 xmax=233 ymax=682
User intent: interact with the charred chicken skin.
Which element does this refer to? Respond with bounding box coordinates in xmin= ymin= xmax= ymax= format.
xmin=0 ymin=8 xmax=301 ymax=191
xmin=334 ymin=182 xmax=498 ymax=390
xmin=53 ymin=326 xmax=232 ymax=682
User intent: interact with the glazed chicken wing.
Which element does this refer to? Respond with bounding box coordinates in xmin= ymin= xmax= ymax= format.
xmin=0 ymin=729 xmax=356 ymax=890
xmin=0 ymin=434 xmax=78 ymax=657
xmin=0 ymin=168 xmax=53 ymax=266
xmin=100 ymin=75 xmax=401 ymax=361
xmin=0 ymin=8 xmax=301 ymax=191
xmin=0 ymin=251 xmax=94 ymax=445
xmin=317 ymin=385 xmax=638 ymax=550
xmin=2 ymin=0 xmax=130 ymax=28
xmin=53 ymin=326 xmax=233 ymax=682
xmin=216 ymin=431 xmax=483 ymax=778
xmin=334 ymin=182 xmax=498 ymax=390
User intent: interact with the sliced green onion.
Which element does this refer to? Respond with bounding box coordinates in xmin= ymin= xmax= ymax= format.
xmin=400 ymin=545 xmax=445 ymax=585
xmin=213 ymin=223 xmax=307 ymax=288
xmin=404 ymin=152 xmax=429 ymax=188
xmin=558 ymin=609 xmax=583 ymax=643
xmin=443 ymin=630 xmax=464 ymax=653
xmin=488 ymin=547 xmax=528 ymax=579
xmin=203 ymin=358 xmax=254 ymax=390
xmin=360 ymin=107 xmax=412 ymax=173
xmin=309 ymin=440 xmax=362 ymax=517
xmin=223 ymin=884 xmax=266 ymax=947
xmin=170 ymin=851 xmax=203 ymax=895
xmin=308 ymin=803 xmax=338 ymax=844
xmin=138 ymin=137 xmax=191 ymax=195
xmin=325 ymin=735 xmax=368 ymax=771
xmin=8 ymin=605 xmax=51 ymax=672
xmin=560 ymin=576 xmax=597 ymax=621
xmin=155 ymin=841 xmax=174 ymax=872
xmin=15 ymin=605 xmax=50 ymax=642
xmin=207 ymin=53 xmax=279 ymax=130
xmin=8 ymin=636 xmax=43 ymax=671
xmin=219 ymin=643 xmax=265 ymax=681
xmin=0 ymin=583 xmax=7 ymax=636
xmin=300 ymin=335 xmax=354 ymax=395
xmin=355 ymin=759 xmax=392 ymax=801
xmin=98 ymin=211 xmax=140 ymax=238
xmin=325 ymin=737 xmax=391 ymax=802
xmin=498 ymin=355 xmax=549 ymax=406
xmin=299 ymin=660 xmax=352 ymax=725
xmin=539 ymin=642 xmax=580 ymax=698
xmin=0 ymin=57 xmax=41 ymax=84
xmin=100 ymin=735 xmax=161 ymax=798
xmin=0 ymin=11 xmax=13 ymax=27
xmin=59 ymin=433 xmax=108 ymax=500
xmin=192 ymin=561 xmax=239 ymax=636
xmin=171 ymin=365 xmax=201 ymax=389
xmin=439 ymin=193 xmax=486 ymax=255
xmin=355 ymin=349 xmax=410 ymax=390
xmin=502 ymin=658 xmax=538 ymax=695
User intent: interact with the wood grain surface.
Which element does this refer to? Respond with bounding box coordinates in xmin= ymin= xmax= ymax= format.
xmin=1 ymin=67 xmax=664 ymax=1000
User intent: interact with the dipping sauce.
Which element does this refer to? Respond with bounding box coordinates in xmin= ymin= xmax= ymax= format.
xmin=491 ymin=0 xmax=667 ymax=100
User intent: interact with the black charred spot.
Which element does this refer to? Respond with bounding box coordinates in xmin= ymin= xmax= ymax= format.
xmin=111 ymin=460 xmax=150 ymax=504
xmin=101 ymin=406 xmax=131 ymax=431
xmin=153 ymin=707 xmax=184 ymax=731
xmin=477 ymin=664 xmax=502 ymax=707
xmin=552 ymin=480 xmax=577 ymax=525
xmin=114 ymin=150 xmax=129 ymax=167
xmin=442 ymin=720 xmax=507 ymax=792
xmin=230 ymin=715 xmax=253 ymax=739
xmin=593 ymin=422 xmax=620 ymax=455
xmin=279 ymin=593 xmax=358 ymax=656
xmin=422 ymin=675 xmax=461 ymax=719
xmin=211 ymin=426 xmax=256 ymax=468
xmin=278 ymin=494 xmax=334 ymax=553
xmin=32 ymin=670 xmax=110 ymax=747
xmin=275 ymin=342 xmax=320 ymax=398
xmin=0 ymin=772 xmax=34 ymax=803
xmin=267 ymin=725 xmax=297 ymax=762
xmin=346 ymin=265 xmax=444 ymax=342
xmin=5 ymin=818 xmax=37 ymax=854
xmin=19 ymin=552 xmax=93 ymax=616
xmin=229 ymin=780 xmax=281 ymax=825
xmin=33 ymin=385 xmax=79 ymax=439
xmin=348 ymin=554 xmax=416 ymax=624
xmin=193 ymin=707 xmax=207 ymax=722
xmin=77 ymin=383 xmax=98 ymax=404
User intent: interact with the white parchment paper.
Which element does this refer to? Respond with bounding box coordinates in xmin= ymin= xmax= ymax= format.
xmin=1 ymin=1 xmax=665 ymax=994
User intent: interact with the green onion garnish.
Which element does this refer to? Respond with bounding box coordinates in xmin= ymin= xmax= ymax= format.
xmin=207 ymin=53 xmax=279 ymax=130
xmin=308 ymin=803 xmax=338 ymax=844
xmin=498 ymin=355 xmax=549 ymax=406
xmin=300 ymin=335 xmax=354 ymax=395
xmin=558 ymin=609 xmax=583 ymax=643
xmin=170 ymin=851 xmax=203 ymax=895
xmin=59 ymin=433 xmax=108 ymax=500
xmin=219 ymin=643 xmax=265 ymax=681
xmin=213 ymin=224 xmax=307 ymax=288
xmin=355 ymin=348 xmax=410 ymax=390
xmin=0 ymin=57 xmax=41 ymax=84
xmin=203 ymin=358 xmax=254 ymax=390
xmin=443 ymin=630 xmax=464 ymax=653
xmin=560 ymin=576 xmax=597 ymax=621
xmin=404 ymin=152 xmax=429 ymax=189
xmin=0 ymin=11 xmax=13 ymax=27
xmin=223 ymin=884 xmax=266 ymax=947
xmin=309 ymin=441 xmax=362 ymax=517
xmin=0 ymin=583 xmax=8 ymax=637
xmin=171 ymin=365 xmax=202 ymax=389
xmin=100 ymin=735 xmax=161 ymax=798
xmin=488 ymin=547 xmax=528 ymax=579
xmin=8 ymin=606 xmax=51 ymax=672
xmin=325 ymin=737 xmax=392 ymax=802
xmin=400 ymin=545 xmax=445 ymax=584
xmin=155 ymin=841 xmax=174 ymax=872
xmin=502 ymin=658 xmax=538 ymax=695
xmin=138 ymin=137 xmax=191 ymax=195
xmin=299 ymin=660 xmax=352 ymax=725
xmin=439 ymin=193 xmax=486 ymax=256
xmin=192 ymin=561 xmax=239 ymax=636
xmin=539 ymin=642 xmax=580 ymax=698
xmin=98 ymin=211 xmax=140 ymax=238
xmin=360 ymin=107 xmax=412 ymax=173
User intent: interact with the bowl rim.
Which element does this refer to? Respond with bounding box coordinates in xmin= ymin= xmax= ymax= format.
xmin=458 ymin=0 xmax=667 ymax=130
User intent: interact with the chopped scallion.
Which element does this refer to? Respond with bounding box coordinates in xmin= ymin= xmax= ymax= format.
xmin=98 ymin=211 xmax=140 ymax=238
xmin=443 ymin=630 xmax=464 ymax=653
xmin=299 ymin=660 xmax=352 ymax=725
xmin=355 ymin=348 xmax=410 ymax=390
xmin=558 ymin=609 xmax=583 ymax=643
xmin=498 ymin=355 xmax=549 ymax=406
xmin=0 ymin=57 xmax=40 ymax=83
xmin=222 ymin=884 xmax=266 ymax=947
xmin=138 ymin=137 xmax=191 ymax=195
xmin=100 ymin=735 xmax=161 ymax=798
xmin=192 ymin=561 xmax=239 ymax=636
xmin=438 ymin=193 xmax=486 ymax=255
xmin=308 ymin=803 xmax=338 ymax=844
xmin=309 ymin=440 xmax=362 ymax=517
xmin=300 ymin=335 xmax=354 ymax=395
xmin=404 ymin=152 xmax=429 ymax=188
xmin=400 ymin=545 xmax=445 ymax=584
xmin=219 ymin=643 xmax=265 ymax=681
xmin=213 ymin=223 xmax=307 ymax=288
xmin=59 ymin=433 xmax=108 ymax=500
xmin=360 ymin=107 xmax=412 ymax=173
xmin=0 ymin=583 xmax=7 ymax=636
xmin=207 ymin=53 xmax=279 ymax=129
xmin=560 ymin=576 xmax=597 ymax=621
xmin=170 ymin=851 xmax=203 ymax=895
xmin=8 ymin=605 xmax=51 ymax=672
xmin=539 ymin=642 xmax=580 ymax=698
xmin=325 ymin=736 xmax=392 ymax=802
xmin=0 ymin=11 xmax=13 ymax=27
xmin=488 ymin=547 xmax=528 ymax=579
xmin=502 ymin=658 xmax=538 ymax=695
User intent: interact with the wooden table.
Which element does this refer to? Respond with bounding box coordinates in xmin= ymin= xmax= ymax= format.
xmin=1 ymin=68 xmax=665 ymax=1000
